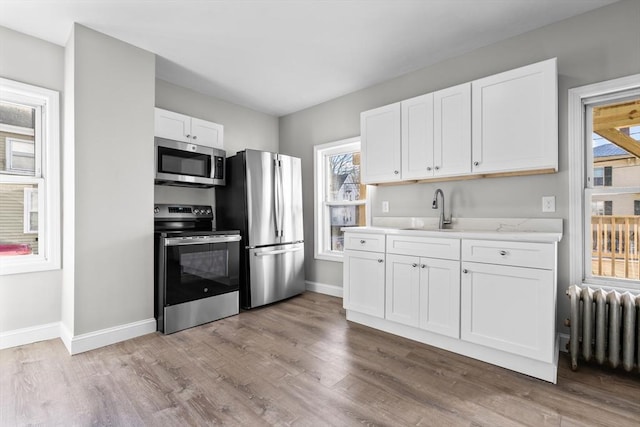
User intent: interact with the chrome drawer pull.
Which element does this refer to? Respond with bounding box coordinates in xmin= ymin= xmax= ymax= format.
xmin=412 ymin=263 xmax=418 ymax=267
xmin=360 ymin=240 xmax=366 ymax=244
xmin=378 ymin=259 xmax=383 ymax=263
xmin=499 ymin=250 xmax=508 ymax=256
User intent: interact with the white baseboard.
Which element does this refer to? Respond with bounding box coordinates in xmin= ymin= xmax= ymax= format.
xmin=68 ymin=318 xmax=157 ymax=355
xmin=306 ymin=280 xmax=343 ymax=298
xmin=1 ymin=318 xmax=156 ymax=355
xmin=0 ymin=322 xmax=61 ymax=350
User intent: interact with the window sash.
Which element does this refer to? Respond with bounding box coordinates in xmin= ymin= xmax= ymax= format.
xmin=0 ymin=77 xmax=59 ymax=275
xmin=314 ymin=137 xmax=367 ymax=262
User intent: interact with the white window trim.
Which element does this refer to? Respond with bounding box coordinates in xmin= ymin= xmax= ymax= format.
xmin=0 ymin=77 xmax=60 ymax=275
xmin=314 ymin=136 xmax=369 ymax=262
xmin=568 ymin=73 xmax=640 ymax=291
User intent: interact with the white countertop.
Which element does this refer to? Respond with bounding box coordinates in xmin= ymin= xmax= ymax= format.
xmin=343 ymin=217 xmax=563 ymax=243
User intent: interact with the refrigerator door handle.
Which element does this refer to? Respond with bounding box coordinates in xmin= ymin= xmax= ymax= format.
xmin=275 ymin=158 xmax=284 ymax=237
xmin=273 ymin=158 xmax=281 ymax=238
xmin=254 ymin=246 xmax=304 ymax=257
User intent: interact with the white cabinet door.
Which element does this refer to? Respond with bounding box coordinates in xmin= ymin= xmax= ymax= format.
xmin=401 ymin=93 xmax=434 ymax=180
xmin=155 ymin=108 xmax=191 ymax=143
xmin=419 ymin=258 xmax=460 ymax=338
xmin=385 ymin=254 xmax=420 ymax=327
xmin=434 ymin=82 xmax=471 ymax=177
xmin=344 ymin=250 xmax=386 ymax=318
xmin=460 ymin=261 xmax=555 ymax=362
xmin=471 ymin=58 xmax=557 ymax=174
xmin=361 ymin=103 xmax=402 ymax=184
xmin=191 ymin=117 xmax=224 ymax=149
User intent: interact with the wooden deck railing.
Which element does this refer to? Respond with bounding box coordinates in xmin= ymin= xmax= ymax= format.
xmin=591 ymin=215 xmax=640 ymax=279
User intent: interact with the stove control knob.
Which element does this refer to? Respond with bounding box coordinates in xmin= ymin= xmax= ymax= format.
xmin=154 ymin=206 xmax=160 ymax=214
xmin=194 ymin=209 xmax=200 ymax=215
xmin=206 ymin=209 xmax=212 ymax=215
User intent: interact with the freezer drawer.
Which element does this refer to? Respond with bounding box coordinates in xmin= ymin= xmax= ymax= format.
xmin=247 ymin=243 xmax=305 ymax=309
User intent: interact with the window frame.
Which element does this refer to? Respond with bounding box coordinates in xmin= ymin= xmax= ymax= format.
xmin=313 ymin=136 xmax=368 ymax=262
xmin=0 ymin=77 xmax=60 ymax=275
xmin=568 ymin=74 xmax=640 ymax=291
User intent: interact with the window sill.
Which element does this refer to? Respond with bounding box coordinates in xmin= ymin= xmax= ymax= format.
xmin=581 ymin=280 xmax=640 ymax=293
xmin=0 ymin=256 xmax=60 ymax=276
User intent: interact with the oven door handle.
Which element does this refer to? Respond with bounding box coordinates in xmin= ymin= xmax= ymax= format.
xmin=254 ymin=246 xmax=303 ymax=257
xmin=164 ymin=235 xmax=241 ymax=246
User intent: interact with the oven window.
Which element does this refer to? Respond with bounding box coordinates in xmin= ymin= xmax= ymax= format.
xmin=158 ymin=146 xmax=211 ymax=178
xmin=165 ymin=242 xmax=239 ymax=306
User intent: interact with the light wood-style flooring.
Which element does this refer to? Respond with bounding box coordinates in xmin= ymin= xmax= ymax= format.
xmin=1 ymin=292 xmax=639 ymax=426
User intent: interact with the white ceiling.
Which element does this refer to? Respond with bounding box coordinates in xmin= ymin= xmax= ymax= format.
xmin=0 ymin=0 xmax=618 ymax=116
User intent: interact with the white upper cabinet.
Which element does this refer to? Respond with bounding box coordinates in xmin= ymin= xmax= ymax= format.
xmin=471 ymin=58 xmax=557 ymax=174
xmin=360 ymin=58 xmax=557 ymax=184
xmin=361 ymin=103 xmax=402 ymax=184
xmin=433 ymin=82 xmax=471 ymax=178
xmin=155 ymin=108 xmax=224 ymax=149
xmin=401 ymin=93 xmax=434 ymax=180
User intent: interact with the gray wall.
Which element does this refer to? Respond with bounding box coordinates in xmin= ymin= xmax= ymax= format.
xmin=154 ymin=79 xmax=279 ymax=206
xmin=279 ymin=0 xmax=640 ymax=331
xmin=65 ymin=24 xmax=156 ymax=335
xmin=0 ymin=26 xmax=64 ymax=333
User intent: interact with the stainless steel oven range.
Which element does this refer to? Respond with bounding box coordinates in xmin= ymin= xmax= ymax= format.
xmin=154 ymin=204 xmax=240 ymax=334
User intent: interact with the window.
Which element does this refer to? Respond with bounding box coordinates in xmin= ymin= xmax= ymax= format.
xmin=592 ymin=166 xmax=612 ymax=186
xmin=0 ymin=78 xmax=60 ymax=275
xmin=569 ymin=75 xmax=640 ymax=290
xmin=314 ymin=137 xmax=367 ymax=261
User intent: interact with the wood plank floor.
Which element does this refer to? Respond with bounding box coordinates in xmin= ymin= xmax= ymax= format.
xmin=1 ymin=292 xmax=639 ymax=426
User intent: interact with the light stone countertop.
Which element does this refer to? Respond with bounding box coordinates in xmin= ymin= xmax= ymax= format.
xmin=343 ymin=217 xmax=563 ymax=243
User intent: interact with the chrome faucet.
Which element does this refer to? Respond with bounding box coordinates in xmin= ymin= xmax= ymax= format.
xmin=432 ymin=189 xmax=451 ymax=229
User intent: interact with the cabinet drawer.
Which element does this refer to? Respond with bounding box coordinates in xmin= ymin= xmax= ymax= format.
xmin=387 ymin=235 xmax=460 ymax=260
xmin=462 ymin=239 xmax=555 ymax=270
xmin=344 ymin=232 xmax=385 ymax=252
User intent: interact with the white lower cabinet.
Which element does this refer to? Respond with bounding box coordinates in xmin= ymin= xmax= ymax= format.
xmin=385 ymin=254 xmax=421 ymax=327
xmin=342 ymin=230 xmax=559 ymax=382
xmin=386 ymin=254 xmax=460 ymax=338
xmin=460 ymin=262 xmax=555 ymax=362
xmin=343 ymin=242 xmax=385 ymax=318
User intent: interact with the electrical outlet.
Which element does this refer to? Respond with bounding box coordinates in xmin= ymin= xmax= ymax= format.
xmin=542 ymin=196 xmax=556 ymax=213
xmin=382 ymin=201 xmax=389 ymax=213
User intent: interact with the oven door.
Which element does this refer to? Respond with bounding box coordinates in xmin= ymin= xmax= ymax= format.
xmin=163 ymin=235 xmax=240 ymax=306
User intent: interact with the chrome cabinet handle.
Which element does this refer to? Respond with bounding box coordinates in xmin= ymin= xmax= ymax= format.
xmin=412 ymin=263 xmax=417 ymax=267
xmin=426 ymin=167 xmax=432 ymax=171
xmin=473 ymin=161 xmax=479 ymax=166
xmin=499 ymin=250 xmax=508 ymax=256
xmin=186 ymin=134 xmax=191 ymax=138
xmin=394 ymin=170 xmax=399 ymax=175
xmin=378 ymin=259 xmax=383 ymax=263
xmin=192 ymin=135 xmax=198 ymax=140
xmin=462 ymin=269 xmax=469 ymax=274
xmin=421 ymin=264 xmax=426 ymax=269
xmin=360 ymin=240 xmax=366 ymax=244
xmin=434 ymin=166 xmax=440 ymax=171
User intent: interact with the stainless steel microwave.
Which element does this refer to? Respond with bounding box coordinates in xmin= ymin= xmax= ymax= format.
xmin=154 ymin=137 xmax=226 ymax=187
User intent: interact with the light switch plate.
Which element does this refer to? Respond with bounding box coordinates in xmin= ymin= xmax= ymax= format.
xmin=542 ymin=196 xmax=556 ymax=213
xmin=382 ymin=201 xmax=389 ymax=213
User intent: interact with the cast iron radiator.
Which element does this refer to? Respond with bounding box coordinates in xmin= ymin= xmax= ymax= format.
xmin=566 ymin=284 xmax=640 ymax=372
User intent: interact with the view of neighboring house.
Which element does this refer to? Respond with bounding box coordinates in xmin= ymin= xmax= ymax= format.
xmin=0 ymin=101 xmax=38 ymax=255
xmin=591 ymin=138 xmax=640 ymax=216
xmin=590 ymin=123 xmax=640 ymax=280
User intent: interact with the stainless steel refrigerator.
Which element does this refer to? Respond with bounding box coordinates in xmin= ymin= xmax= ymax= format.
xmin=216 ymin=149 xmax=305 ymax=309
